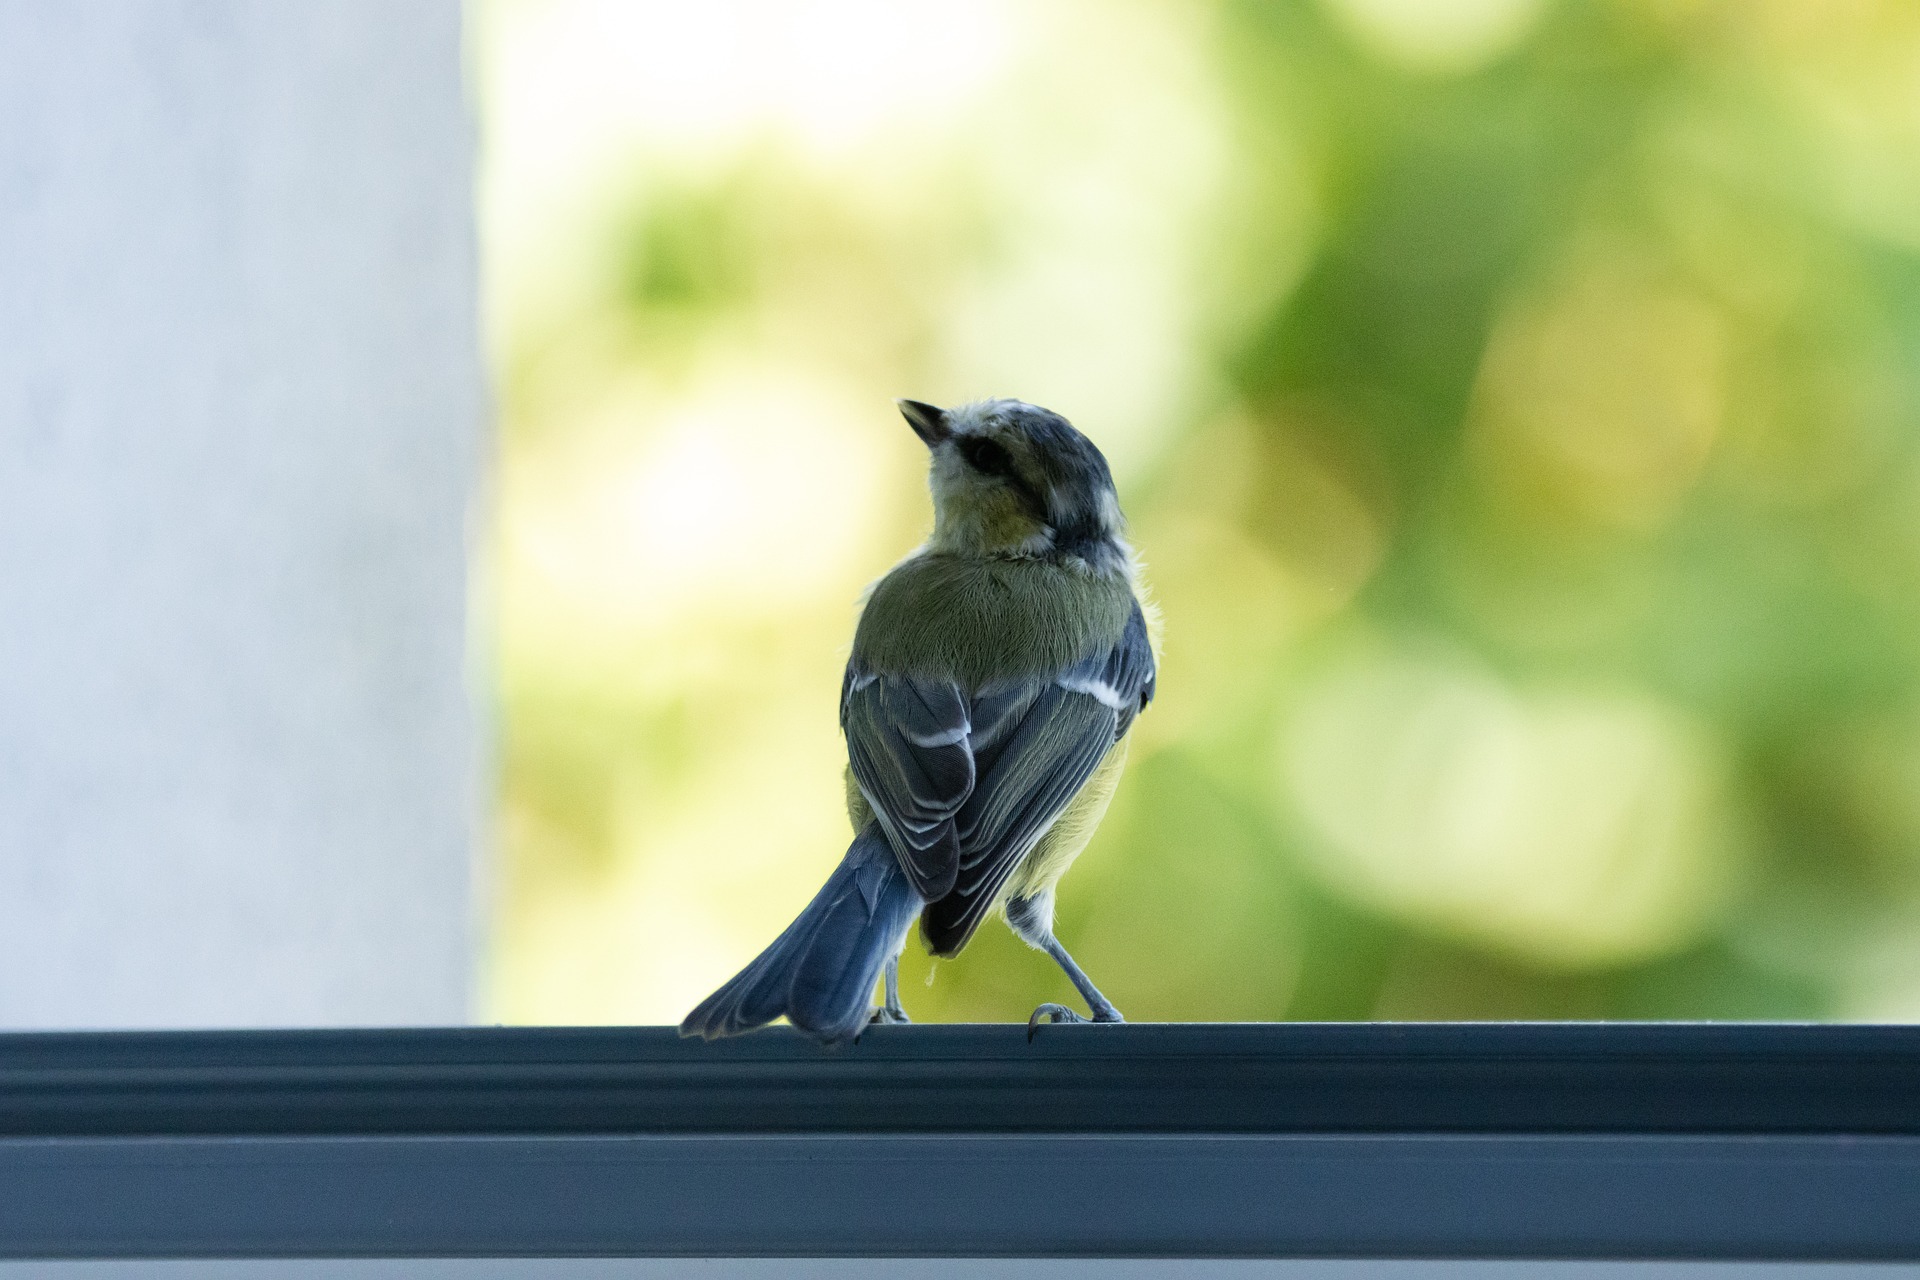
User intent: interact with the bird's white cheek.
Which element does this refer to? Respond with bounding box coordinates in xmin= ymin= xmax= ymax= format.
xmin=928 ymin=460 xmax=970 ymax=514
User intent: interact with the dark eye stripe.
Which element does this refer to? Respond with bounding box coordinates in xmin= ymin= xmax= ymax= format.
xmin=957 ymin=436 xmax=1016 ymax=479
xmin=957 ymin=435 xmax=1050 ymax=525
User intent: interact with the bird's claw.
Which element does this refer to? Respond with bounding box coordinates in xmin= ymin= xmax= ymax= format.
xmin=1027 ymin=1002 xmax=1126 ymax=1040
xmin=868 ymin=1006 xmax=911 ymax=1026
xmin=1027 ymin=1002 xmax=1086 ymax=1039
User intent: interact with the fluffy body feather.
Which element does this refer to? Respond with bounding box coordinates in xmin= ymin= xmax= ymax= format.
xmin=681 ymin=398 xmax=1155 ymax=1042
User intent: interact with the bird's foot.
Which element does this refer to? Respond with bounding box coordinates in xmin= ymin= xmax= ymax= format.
xmin=851 ymin=1004 xmax=910 ymax=1043
xmin=1027 ymin=1002 xmax=1083 ymax=1037
xmin=1027 ymin=1002 xmax=1124 ymax=1040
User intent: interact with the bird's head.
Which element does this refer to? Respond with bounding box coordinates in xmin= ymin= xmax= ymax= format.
xmin=898 ymin=397 xmax=1126 ymax=573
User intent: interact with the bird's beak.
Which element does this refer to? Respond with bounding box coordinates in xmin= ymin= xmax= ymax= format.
xmin=897 ymin=399 xmax=950 ymax=448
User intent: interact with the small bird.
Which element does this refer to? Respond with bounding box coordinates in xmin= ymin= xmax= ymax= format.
xmin=680 ymin=397 xmax=1156 ymax=1043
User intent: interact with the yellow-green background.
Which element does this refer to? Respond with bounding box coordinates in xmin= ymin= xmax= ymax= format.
xmin=476 ymin=0 xmax=1920 ymax=1025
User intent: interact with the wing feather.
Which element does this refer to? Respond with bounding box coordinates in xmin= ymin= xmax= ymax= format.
xmin=921 ymin=684 xmax=1117 ymax=955
xmin=842 ymin=674 xmax=972 ymax=899
xmin=841 ymin=594 xmax=1157 ymax=953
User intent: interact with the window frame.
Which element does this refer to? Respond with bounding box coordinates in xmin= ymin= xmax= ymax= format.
xmin=1 ymin=1022 xmax=1916 ymax=1260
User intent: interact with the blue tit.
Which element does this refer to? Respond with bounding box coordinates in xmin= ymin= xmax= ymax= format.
xmin=680 ymin=397 xmax=1157 ymax=1043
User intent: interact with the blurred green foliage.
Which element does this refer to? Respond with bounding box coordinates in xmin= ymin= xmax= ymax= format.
xmin=480 ymin=0 xmax=1920 ymax=1025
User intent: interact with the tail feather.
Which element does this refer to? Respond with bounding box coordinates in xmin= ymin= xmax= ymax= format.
xmin=680 ymin=823 xmax=922 ymax=1043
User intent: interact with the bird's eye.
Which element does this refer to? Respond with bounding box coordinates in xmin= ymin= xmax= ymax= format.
xmin=957 ymin=436 xmax=1016 ymax=479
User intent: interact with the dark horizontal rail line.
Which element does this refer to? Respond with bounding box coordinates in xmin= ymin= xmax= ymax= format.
xmin=1 ymin=1023 xmax=1918 ymax=1137
xmin=4 ymin=1133 xmax=1919 ymax=1260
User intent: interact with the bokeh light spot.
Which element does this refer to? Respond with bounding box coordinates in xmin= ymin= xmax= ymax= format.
xmin=1279 ymin=645 xmax=1740 ymax=968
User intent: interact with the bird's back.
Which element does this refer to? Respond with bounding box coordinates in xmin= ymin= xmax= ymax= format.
xmin=852 ymin=550 xmax=1137 ymax=690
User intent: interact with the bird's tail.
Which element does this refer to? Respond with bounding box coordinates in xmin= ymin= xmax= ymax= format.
xmin=679 ymin=822 xmax=923 ymax=1043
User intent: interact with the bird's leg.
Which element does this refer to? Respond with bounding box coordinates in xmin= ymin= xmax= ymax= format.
xmin=1006 ymin=893 xmax=1123 ymax=1037
xmin=884 ymin=954 xmax=910 ymax=1022
xmin=868 ymin=955 xmax=911 ymax=1026
xmin=1027 ymin=934 xmax=1124 ymax=1032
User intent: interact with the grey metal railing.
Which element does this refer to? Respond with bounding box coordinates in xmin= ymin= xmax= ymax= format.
xmin=1 ymin=1023 xmax=1917 ymax=1259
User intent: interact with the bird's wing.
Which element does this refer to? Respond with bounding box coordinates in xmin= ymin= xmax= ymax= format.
xmin=917 ymin=682 xmax=1116 ymax=955
xmin=841 ymin=671 xmax=974 ymax=899
xmin=920 ymin=602 xmax=1158 ymax=955
xmin=1094 ymin=597 xmax=1157 ymax=736
xmin=842 ymin=598 xmax=1157 ymax=935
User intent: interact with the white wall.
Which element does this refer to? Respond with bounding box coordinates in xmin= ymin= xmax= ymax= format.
xmin=0 ymin=2 xmax=482 ymax=1027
